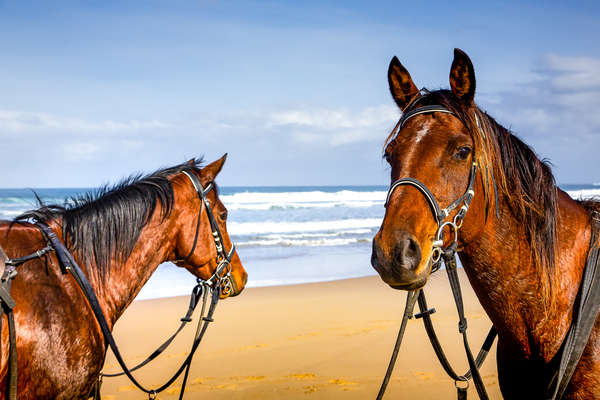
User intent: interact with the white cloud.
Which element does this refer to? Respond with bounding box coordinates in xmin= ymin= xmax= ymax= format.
xmin=0 ymin=110 xmax=170 ymax=135
xmin=265 ymin=105 xmax=399 ymax=145
xmin=488 ymin=53 xmax=600 ymax=143
xmin=541 ymin=54 xmax=600 ymax=91
xmin=62 ymin=142 xmax=102 ymax=161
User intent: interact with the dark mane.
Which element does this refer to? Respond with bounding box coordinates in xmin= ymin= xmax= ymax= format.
xmin=14 ymin=158 xmax=204 ymax=280
xmin=393 ymin=90 xmax=558 ymax=277
xmin=580 ymin=199 xmax=600 ymax=215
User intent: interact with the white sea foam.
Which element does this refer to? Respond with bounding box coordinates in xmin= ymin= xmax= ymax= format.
xmin=221 ymin=190 xmax=386 ymax=210
xmin=238 ymin=237 xmax=370 ymax=247
xmin=566 ymin=189 xmax=600 ymax=200
xmin=261 ymin=229 xmax=372 ymax=239
xmin=0 ymin=210 xmax=26 ymax=217
xmin=228 ymin=218 xmax=382 ymax=235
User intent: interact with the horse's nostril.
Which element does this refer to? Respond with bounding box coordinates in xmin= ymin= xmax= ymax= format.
xmin=371 ymin=239 xmax=383 ymax=270
xmin=392 ymin=232 xmax=422 ymax=271
xmin=407 ymin=239 xmax=418 ymax=257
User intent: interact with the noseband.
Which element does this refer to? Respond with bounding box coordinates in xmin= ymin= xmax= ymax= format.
xmin=384 ymin=104 xmax=477 ymax=266
xmin=179 ymin=170 xmax=237 ymax=296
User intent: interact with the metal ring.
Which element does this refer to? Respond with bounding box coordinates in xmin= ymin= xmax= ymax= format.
xmin=431 ymin=247 xmax=442 ymax=264
xmin=221 ymin=278 xmax=232 ymax=296
xmin=436 ymin=221 xmax=458 ymax=243
xmin=453 ymin=214 xmax=464 ymax=229
xmin=455 ymin=378 xmax=469 ymax=390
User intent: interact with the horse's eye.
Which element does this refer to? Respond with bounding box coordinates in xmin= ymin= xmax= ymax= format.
xmin=454 ymin=146 xmax=472 ymax=160
xmin=384 ymin=152 xmax=392 ymax=164
xmin=220 ymin=211 xmax=228 ymax=221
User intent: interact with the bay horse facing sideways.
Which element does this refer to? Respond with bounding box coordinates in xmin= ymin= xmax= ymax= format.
xmin=371 ymin=49 xmax=600 ymax=399
xmin=0 ymin=155 xmax=247 ymax=399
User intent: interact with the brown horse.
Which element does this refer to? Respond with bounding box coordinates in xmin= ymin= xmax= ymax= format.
xmin=0 ymin=155 xmax=247 ymax=399
xmin=371 ymin=49 xmax=600 ymax=399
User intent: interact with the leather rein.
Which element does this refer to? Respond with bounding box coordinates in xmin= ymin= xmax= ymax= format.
xmin=377 ymin=101 xmax=600 ymax=400
xmin=1 ymin=169 xmax=237 ymax=400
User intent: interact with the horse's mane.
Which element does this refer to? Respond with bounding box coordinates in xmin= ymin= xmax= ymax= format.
xmin=14 ymin=158 xmax=204 ymax=280
xmin=391 ymin=90 xmax=558 ymax=275
xmin=580 ymin=199 xmax=600 ymax=215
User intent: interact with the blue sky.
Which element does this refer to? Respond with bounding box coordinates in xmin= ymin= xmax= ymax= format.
xmin=1 ymin=0 xmax=599 ymax=187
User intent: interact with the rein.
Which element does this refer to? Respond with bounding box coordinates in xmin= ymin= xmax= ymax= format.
xmin=0 ymin=169 xmax=237 ymax=399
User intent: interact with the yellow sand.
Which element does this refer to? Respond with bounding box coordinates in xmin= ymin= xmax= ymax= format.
xmin=101 ymin=270 xmax=502 ymax=399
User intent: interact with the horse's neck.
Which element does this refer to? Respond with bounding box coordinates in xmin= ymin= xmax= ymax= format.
xmin=70 ymin=211 xmax=178 ymax=328
xmin=459 ymin=189 xmax=591 ymax=362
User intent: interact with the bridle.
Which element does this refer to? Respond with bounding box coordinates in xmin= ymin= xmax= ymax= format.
xmin=178 ymin=170 xmax=237 ymax=296
xmin=384 ymin=104 xmax=478 ymax=266
xmin=377 ymin=101 xmax=498 ymax=400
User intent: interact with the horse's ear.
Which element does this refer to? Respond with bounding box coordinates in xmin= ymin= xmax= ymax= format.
xmin=449 ymin=48 xmax=476 ymax=104
xmin=388 ymin=56 xmax=419 ymax=110
xmin=201 ymin=153 xmax=228 ymax=182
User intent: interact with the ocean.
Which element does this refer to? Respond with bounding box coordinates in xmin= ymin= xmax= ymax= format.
xmin=1 ymin=184 xmax=599 ymax=300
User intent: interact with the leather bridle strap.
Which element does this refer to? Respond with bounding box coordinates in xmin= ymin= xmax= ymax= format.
xmin=36 ymin=221 xmax=220 ymax=398
xmin=393 ymin=105 xmax=455 ymax=134
xmin=180 ymin=171 xmax=237 ymax=296
xmin=179 ymin=172 xmax=214 ymax=262
xmin=385 ymin=163 xmax=477 ymax=225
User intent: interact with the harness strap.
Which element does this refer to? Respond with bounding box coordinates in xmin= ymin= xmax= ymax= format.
xmin=180 ymin=171 xmax=237 ymax=296
xmin=6 ymin=307 xmax=17 ymax=400
xmin=548 ymin=211 xmax=600 ymax=399
xmin=5 ymin=245 xmax=53 ymax=267
xmin=396 ymin=105 xmax=455 ymax=132
xmin=0 ymin=246 xmax=18 ymax=400
xmin=37 ymin=221 xmax=220 ymax=397
xmin=386 ymin=178 xmax=446 ymax=222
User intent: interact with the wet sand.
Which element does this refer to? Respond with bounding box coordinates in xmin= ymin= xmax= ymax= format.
xmin=101 ymin=270 xmax=502 ymax=399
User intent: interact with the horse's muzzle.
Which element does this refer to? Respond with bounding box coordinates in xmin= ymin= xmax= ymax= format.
xmin=371 ymin=234 xmax=427 ymax=290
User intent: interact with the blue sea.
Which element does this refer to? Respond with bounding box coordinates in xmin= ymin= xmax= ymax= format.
xmin=1 ymin=184 xmax=599 ymax=299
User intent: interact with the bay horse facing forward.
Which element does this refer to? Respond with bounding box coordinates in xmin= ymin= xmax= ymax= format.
xmin=0 ymin=155 xmax=247 ymax=399
xmin=371 ymin=49 xmax=600 ymax=399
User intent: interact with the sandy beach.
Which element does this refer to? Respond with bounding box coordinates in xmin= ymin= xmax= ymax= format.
xmin=100 ymin=269 xmax=502 ymax=399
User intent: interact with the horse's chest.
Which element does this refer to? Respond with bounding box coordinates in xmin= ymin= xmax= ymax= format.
xmin=7 ymin=289 xmax=106 ymax=399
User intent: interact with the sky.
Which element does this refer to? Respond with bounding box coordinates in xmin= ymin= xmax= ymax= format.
xmin=1 ymin=0 xmax=599 ymax=187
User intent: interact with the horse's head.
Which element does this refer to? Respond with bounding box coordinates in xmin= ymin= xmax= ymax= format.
xmin=173 ymin=154 xmax=247 ymax=298
xmin=372 ymin=49 xmax=487 ymax=290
